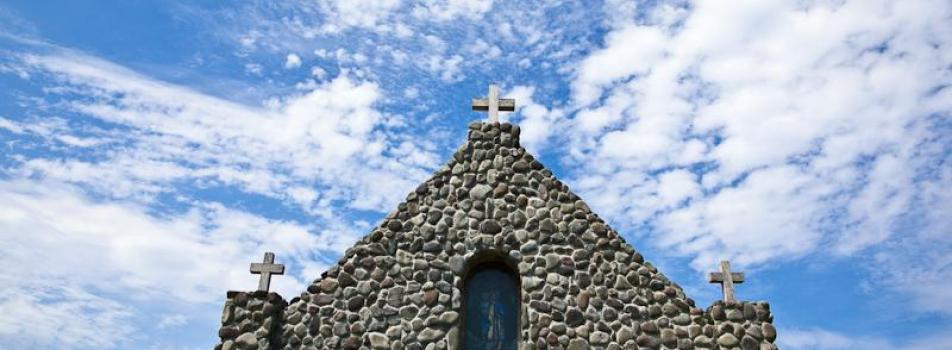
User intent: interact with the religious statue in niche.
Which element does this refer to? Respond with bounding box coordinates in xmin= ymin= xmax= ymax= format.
xmin=463 ymin=265 xmax=519 ymax=350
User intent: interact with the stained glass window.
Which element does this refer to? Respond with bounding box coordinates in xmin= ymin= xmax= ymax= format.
xmin=463 ymin=265 xmax=518 ymax=350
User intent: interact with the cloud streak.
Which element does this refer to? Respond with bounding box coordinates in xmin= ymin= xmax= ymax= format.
xmin=11 ymin=52 xmax=437 ymax=214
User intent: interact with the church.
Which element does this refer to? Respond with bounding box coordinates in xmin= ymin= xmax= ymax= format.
xmin=214 ymin=86 xmax=779 ymax=350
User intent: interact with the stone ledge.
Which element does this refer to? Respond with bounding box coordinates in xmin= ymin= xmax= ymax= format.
xmin=226 ymin=290 xmax=286 ymax=302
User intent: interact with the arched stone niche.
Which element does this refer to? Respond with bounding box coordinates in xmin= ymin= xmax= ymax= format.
xmin=461 ymin=252 xmax=521 ymax=350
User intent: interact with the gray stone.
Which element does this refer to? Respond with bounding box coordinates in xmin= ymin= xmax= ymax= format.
xmin=717 ymin=333 xmax=739 ymax=347
xmin=347 ymin=296 xmax=364 ymax=311
xmin=590 ymin=331 xmax=610 ymax=345
xmin=234 ymin=333 xmax=257 ymax=348
xmin=661 ymin=329 xmax=677 ymax=347
xmin=338 ymin=272 xmax=357 ymax=288
xmin=341 ymin=336 xmax=361 ymax=349
xmin=368 ymin=332 xmax=389 ymax=349
xmin=481 ymin=220 xmax=502 ymax=234
xmin=418 ymin=328 xmax=445 ymax=342
xmin=576 ymin=291 xmax=590 ymax=310
xmin=694 ymin=335 xmax=712 ymax=348
xmin=401 ymin=305 xmax=419 ymax=319
xmin=523 ymin=276 xmax=543 ymax=290
xmin=449 ymin=256 xmax=465 ymax=274
xmin=357 ymin=281 xmax=373 ymax=295
xmin=741 ymin=335 xmax=760 ymax=350
xmin=512 ymin=160 xmax=530 ymax=172
xmin=764 ymin=323 xmax=777 ymax=342
xmin=726 ymin=309 xmax=744 ymax=321
xmin=566 ymin=338 xmax=589 ymax=350
xmin=387 ymin=220 xmax=403 ymax=232
xmin=320 ymin=278 xmax=339 ymax=293
xmin=218 ymin=325 xmax=239 ymax=339
xmin=603 ymin=308 xmax=617 ymax=321
xmin=616 ymin=326 xmax=634 ymax=343
xmin=539 ymin=219 xmax=556 ymax=233
xmin=294 ymin=322 xmax=307 ymax=336
xmin=520 ymin=241 xmax=538 ymax=254
xmin=470 ymin=184 xmax=492 ymax=200
xmin=636 ymin=334 xmax=660 ymax=348
xmin=565 ymin=309 xmax=584 ymax=327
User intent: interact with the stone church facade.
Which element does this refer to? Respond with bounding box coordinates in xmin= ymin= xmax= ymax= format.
xmin=215 ymin=122 xmax=779 ymax=350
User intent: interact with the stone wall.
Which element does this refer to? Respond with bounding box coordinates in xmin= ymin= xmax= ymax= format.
xmin=216 ymin=122 xmax=780 ymax=350
xmin=216 ymin=291 xmax=287 ymax=350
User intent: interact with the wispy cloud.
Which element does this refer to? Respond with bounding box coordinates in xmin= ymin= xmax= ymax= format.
xmin=10 ymin=51 xmax=437 ymax=214
xmin=779 ymin=328 xmax=893 ymax=349
xmin=779 ymin=327 xmax=952 ymax=350
xmin=0 ymin=282 xmax=134 ymax=349
xmin=0 ymin=48 xmax=441 ymax=347
xmin=157 ymin=314 xmax=188 ymax=330
xmin=0 ymin=178 xmax=317 ymax=299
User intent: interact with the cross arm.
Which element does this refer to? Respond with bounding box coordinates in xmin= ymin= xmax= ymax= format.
xmin=250 ymin=263 xmax=285 ymax=274
xmin=471 ymin=98 xmax=516 ymax=111
xmin=708 ymin=272 xmax=745 ymax=283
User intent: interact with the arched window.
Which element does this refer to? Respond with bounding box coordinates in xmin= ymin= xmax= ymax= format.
xmin=463 ymin=263 xmax=519 ymax=350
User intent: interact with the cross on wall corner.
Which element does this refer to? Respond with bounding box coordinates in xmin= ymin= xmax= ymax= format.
xmin=709 ymin=260 xmax=745 ymax=303
xmin=249 ymin=252 xmax=285 ymax=292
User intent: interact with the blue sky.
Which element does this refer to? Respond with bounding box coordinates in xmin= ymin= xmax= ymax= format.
xmin=0 ymin=0 xmax=949 ymax=349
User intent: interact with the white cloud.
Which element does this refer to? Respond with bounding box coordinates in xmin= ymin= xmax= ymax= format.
xmin=284 ymin=53 xmax=302 ymax=69
xmin=779 ymin=327 xmax=952 ymax=350
xmin=421 ymin=54 xmax=465 ymax=83
xmin=412 ymin=0 xmax=493 ymax=22
xmin=870 ymin=164 xmax=952 ymax=315
xmin=564 ymin=0 xmax=952 ymax=295
xmin=157 ymin=314 xmax=188 ymax=329
xmin=0 ymin=116 xmax=25 ymax=133
xmin=779 ymin=328 xmax=893 ymax=349
xmin=0 ymin=178 xmax=327 ymax=347
xmin=573 ymin=25 xmax=668 ymax=106
xmin=209 ymin=1 xmax=591 ymax=88
xmin=12 ymin=52 xmax=435 ymax=214
xmin=508 ymin=85 xmax=565 ymax=154
xmin=318 ymin=0 xmax=403 ymax=32
xmin=243 ymin=62 xmax=262 ymax=75
xmin=465 ymin=39 xmax=502 ymax=59
xmin=0 ymin=180 xmax=317 ymax=302
xmin=0 ymin=50 xmax=446 ymax=347
xmin=657 ymin=166 xmax=826 ymax=268
xmin=310 ymin=65 xmax=327 ymax=78
xmin=404 ymin=86 xmax=419 ymax=98
xmin=656 ymin=169 xmax=699 ymax=208
xmin=0 ymin=283 xmax=134 ymax=349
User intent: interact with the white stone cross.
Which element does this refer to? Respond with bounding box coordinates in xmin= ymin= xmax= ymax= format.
xmin=471 ymin=84 xmax=515 ymax=123
xmin=708 ymin=260 xmax=745 ymax=303
xmin=250 ymin=252 xmax=285 ymax=292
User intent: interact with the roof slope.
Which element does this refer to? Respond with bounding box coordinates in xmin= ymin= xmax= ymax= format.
xmin=266 ymin=122 xmax=778 ymax=350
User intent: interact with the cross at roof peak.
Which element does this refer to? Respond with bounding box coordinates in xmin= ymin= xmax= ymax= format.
xmin=471 ymin=84 xmax=515 ymax=123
